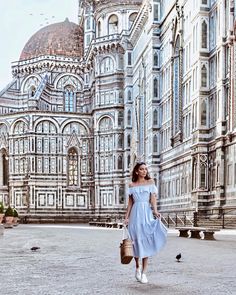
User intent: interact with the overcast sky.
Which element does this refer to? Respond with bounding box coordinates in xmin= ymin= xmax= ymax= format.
xmin=0 ymin=0 xmax=78 ymax=90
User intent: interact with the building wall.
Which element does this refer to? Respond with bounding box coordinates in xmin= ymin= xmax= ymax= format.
xmin=0 ymin=0 xmax=236 ymax=219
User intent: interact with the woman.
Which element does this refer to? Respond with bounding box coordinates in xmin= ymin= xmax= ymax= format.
xmin=124 ymin=162 xmax=167 ymax=284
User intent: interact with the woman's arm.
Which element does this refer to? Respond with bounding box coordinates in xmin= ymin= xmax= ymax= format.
xmin=150 ymin=193 xmax=161 ymax=218
xmin=124 ymin=195 xmax=133 ymax=225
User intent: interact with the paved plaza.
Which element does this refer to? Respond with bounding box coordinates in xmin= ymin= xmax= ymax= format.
xmin=0 ymin=224 xmax=236 ymax=295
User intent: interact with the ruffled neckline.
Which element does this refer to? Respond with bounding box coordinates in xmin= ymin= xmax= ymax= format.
xmin=129 ymin=184 xmax=154 ymax=189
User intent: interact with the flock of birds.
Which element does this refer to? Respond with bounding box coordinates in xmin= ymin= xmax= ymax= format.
xmin=29 ymin=13 xmax=56 ymax=27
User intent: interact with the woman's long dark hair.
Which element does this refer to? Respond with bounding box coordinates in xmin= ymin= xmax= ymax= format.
xmin=132 ymin=162 xmax=151 ymax=182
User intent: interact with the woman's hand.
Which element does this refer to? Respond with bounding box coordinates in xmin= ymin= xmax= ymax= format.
xmin=124 ymin=218 xmax=129 ymax=225
xmin=153 ymin=211 xmax=161 ymax=219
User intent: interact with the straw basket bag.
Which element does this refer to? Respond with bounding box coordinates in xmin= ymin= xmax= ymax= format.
xmin=120 ymin=225 xmax=133 ymax=264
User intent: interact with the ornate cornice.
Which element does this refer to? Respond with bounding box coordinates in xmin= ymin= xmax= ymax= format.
xmin=129 ymin=1 xmax=149 ymax=46
xmin=11 ymin=55 xmax=84 ymax=78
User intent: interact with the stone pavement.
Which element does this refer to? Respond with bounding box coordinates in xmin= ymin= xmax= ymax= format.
xmin=0 ymin=225 xmax=236 ymax=295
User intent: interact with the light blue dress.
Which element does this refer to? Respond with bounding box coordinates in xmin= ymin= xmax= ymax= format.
xmin=128 ymin=184 xmax=167 ymax=258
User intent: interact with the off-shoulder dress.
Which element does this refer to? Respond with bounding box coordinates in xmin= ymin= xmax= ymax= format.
xmin=127 ymin=184 xmax=167 ymax=258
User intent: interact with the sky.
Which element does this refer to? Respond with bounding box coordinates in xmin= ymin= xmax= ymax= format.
xmin=0 ymin=0 xmax=78 ymax=90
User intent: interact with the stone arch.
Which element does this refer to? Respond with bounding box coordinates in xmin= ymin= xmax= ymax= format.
xmin=128 ymin=12 xmax=138 ymax=29
xmin=0 ymin=122 xmax=9 ymax=134
xmin=61 ymin=119 xmax=90 ymax=134
xmin=35 ymin=120 xmax=58 ymax=134
xmin=108 ymin=14 xmax=118 ymax=35
xmin=10 ymin=118 xmax=29 ymax=135
xmin=98 ymin=116 xmax=114 ymax=132
xmin=96 ymin=115 xmax=114 ymax=131
xmin=54 ymin=73 xmax=83 ymax=91
xmin=21 ymin=74 xmax=41 ymax=93
xmin=33 ymin=117 xmax=59 ymax=133
xmin=100 ymin=56 xmax=115 ymax=74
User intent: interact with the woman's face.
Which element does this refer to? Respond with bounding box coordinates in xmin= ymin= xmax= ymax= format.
xmin=136 ymin=164 xmax=148 ymax=178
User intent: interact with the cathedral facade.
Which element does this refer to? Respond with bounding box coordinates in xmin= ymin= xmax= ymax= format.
xmin=0 ymin=0 xmax=236 ymax=221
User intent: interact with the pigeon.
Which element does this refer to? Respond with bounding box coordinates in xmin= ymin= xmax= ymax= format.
xmin=176 ymin=253 xmax=181 ymax=262
xmin=31 ymin=246 xmax=40 ymax=251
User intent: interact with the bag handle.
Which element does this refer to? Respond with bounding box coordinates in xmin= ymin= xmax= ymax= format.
xmin=122 ymin=225 xmax=131 ymax=240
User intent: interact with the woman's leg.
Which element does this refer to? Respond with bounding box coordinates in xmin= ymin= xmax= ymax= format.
xmin=134 ymin=257 xmax=140 ymax=269
xmin=142 ymin=257 xmax=148 ymax=273
xmin=140 ymin=257 xmax=149 ymax=283
xmin=134 ymin=257 xmax=142 ymax=281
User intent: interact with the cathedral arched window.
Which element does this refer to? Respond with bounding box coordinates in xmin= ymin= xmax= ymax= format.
xmin=99 ymin=117 xmax=113 ymax=131
xmin=108 ymin=14 xmax=118 ymax=35
xmin=201 ymin=100 xmax=207 ymax=126
xmin=100 ymin=57 xmax=114 ymax=74
xmin=63 ymin=122 xmax=86 ymax=135
xmin=153 ymin=135 xmax=158 ymax=153
xmin=86 ymin=17 xmax=91 ymax=30
xmin=64 ymin=87 xmax=76 ymax=112
xmin=127 ymin=90 xmax=132 ymax=101
xmin=201 ymin=20 xmax=208 ymax=49
xmin=128 ymin=13 xmax=137 ymax=29
xmin=0 ymin=124 xmax=7 ymax=135
xmin=23 ymin=76 xmax=40 ymax=94
xmin=118 ymin=111 xmax=123 ymax=127
xmin=118 ymin=155 xmax=123 ymax=169
xmin=192 ymin=158 xmax=198 ymax=189
xmin=127 ymin=110 xmax=132 ymax=125
xmin=119 ymin=91 xmax=123 ymax=103
xmin=0 ymin=149 xmax=9 ymax=186
xmin=127 ymin=155 xmax=131 ymax=167
xmin=98 ymin=21 xmax=101 ymax=37
xmin=201 ymin=65 xmax=207 ymax=87
xmin=118 ymin=186 xmax=125 ymax=204
xmin=36 ymin=121 xmax=57 ymax=134
xmin=153 ymin=78 xmax=158 ymax=98
xmin=13 ymin=121 xmax=27 ymax=134
xmin=153 ymin=109 xmax=158 ymax=125
xmin=127 ymin=134 xmax=131 ymax=147
xmin=200 ymin=163 xmax=207 ymax=188
xmin=118 ymin=135 xmax=123 ymax=148
xmin=154 ymin=52 xmax=158 ymax=67
xmin=68 ymin=147 xmax=78 ymax=186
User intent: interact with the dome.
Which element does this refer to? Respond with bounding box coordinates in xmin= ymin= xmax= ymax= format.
xmin=20 ymin=18 xmax=83 ymax=61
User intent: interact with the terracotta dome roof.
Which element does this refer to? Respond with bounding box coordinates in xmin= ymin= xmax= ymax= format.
xmin=20 ymin=18 xmax=83 ymax=61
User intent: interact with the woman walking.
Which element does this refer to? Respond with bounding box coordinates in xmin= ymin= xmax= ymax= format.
xmin=124 ymin=162 xmax=167 ymax=284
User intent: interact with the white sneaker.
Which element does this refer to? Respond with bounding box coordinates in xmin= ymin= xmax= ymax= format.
xmin=135 ymin=268 xmax=142 ymax=282
xmin=140 ymin=273 xmax=148 ymax=284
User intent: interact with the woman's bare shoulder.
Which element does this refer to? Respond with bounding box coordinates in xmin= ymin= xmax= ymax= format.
xmin=129 ymin=182 xmax=135 ymax=188
xmin=148 ymin=179 xmax=155 ymax=185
